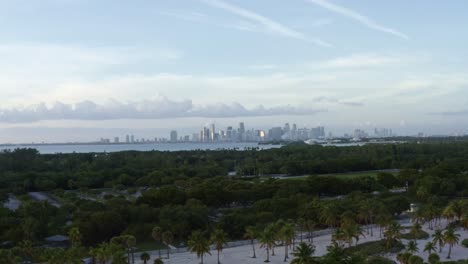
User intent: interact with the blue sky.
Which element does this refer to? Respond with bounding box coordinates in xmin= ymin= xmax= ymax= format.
xmin=1 ymin=0 xmax=468 ymax=142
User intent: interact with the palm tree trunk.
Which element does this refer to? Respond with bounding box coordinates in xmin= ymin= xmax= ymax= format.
xmin=284 ymin=243 xmax=287 ymax=262
xmin=127 ymin=250 xmax=131 ymax=264
xmin=447 ymin=245 xmax=452 ymax=259
xmin=158 ymin=248 xmax=161 ymax=258
xmin=272 ymin=245 xmax=275 ymax=256
xmin=251 ymin=241 xmax=256 ymax=258
xmin=167 ymin=247 xmax=170 ymax=259
xmin=217 ymin=249 xmax=220 ymax=264
xmin=266 ymin=247 xmax=270 ymax=262
xmin=201 ymin=253 xmax=204 ymax=264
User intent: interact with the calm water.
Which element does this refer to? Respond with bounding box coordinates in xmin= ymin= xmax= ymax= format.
xmin=0 ymin=142 xmax=282 ymax=154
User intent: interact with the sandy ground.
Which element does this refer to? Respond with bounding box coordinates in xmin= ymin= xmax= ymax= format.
xmin=135 ymin=222 xmax=468 ymax=264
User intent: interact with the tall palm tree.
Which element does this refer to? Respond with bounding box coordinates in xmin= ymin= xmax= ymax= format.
xmin=432 ymin=229 xmax=444 ymax=253
xmin=152 ymin=226 xmax=162 ymax=258
xmin=423 ymin=241 xmax=437 ymax=255
xmin=384 ymin=222 xmax=402 ymax=249
xmin=90 ymin=242 xmax=112 ymax=264
xmin=297 ymin=218 xmax=305 ymax=242
xmin=406 ymin=240 xmax=418 ymax=254
xmin=280 ymin=223 xmax=295 ymax=262
xmin=243 ymin=226 xmax=257 ymax=258
xmin=162 ymin=231 xmax=173 ymax=259
xmin=259 ymin=225 xmax=276 ymax=263
xmin=305 ymin=219 xmax=315 ymax=243
xmin=127 ymin=235 xmax=136 ymax=264
xmin=291 ymin=242 xmax=315 ymax=264
xmin=188 ymin=230 xmax=211 ymax=264
xmin=272 ymin=220 xmax=286 ymax=256
xmin=111 ymin=235 xmax=136 ymax=264
xmin=443 ymin=227 xmax=460 ymax=259
xmin=320 ymin=206 xmax=339 ymax=229
xmin=210 ymin=229 xmax=228 ymax=264
xmin=140 ymin=252 xmax=150 ymax=264
xmin=68 ymin=227 xmax=81 ymax=248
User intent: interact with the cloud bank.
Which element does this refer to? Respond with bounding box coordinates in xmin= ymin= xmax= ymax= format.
xmin=0 ymin=97 xmax=325 ymax=123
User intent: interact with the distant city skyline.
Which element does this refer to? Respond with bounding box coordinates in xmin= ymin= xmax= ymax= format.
xmin=1 ymin=1 xmax=468 ymax=142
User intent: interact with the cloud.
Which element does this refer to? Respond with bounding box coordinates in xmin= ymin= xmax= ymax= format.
xmin=201 ymin=0 xmax=332 ymax=47
xmin=0 ymin=96 xmax=325 ymax=123
xmin=312 ymin=96 xmax=364 ymax=107
xmin=156 ymin=10 xmax=207 ymax=22
xmin=304 ymin=0 xmax=409 ymax=40
xmin=316 ymin=53 xmax=401 ymax=69
xmin=428 ymin=110 xmax=468 ymax=116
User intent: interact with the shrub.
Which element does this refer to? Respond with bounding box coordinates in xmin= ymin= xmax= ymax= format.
xmin=408 ymin=255 xmax=424 ymax=264
xmin=401 ymin=230 xmax=429 ymax=240
xmin=367 ymin=256 xmax=397 ymax=264
xmin=428 ymin=253 xmax=440 ymax=264
xmin=462 ymin=238 xmax=468 ymax=248
xmin=347 ymin=240 xmax=405 ymax=255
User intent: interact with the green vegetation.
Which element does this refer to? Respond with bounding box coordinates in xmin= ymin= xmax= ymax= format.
xmin=0 ymin=142 xmax=467 ymax=263
xmin=462 ymin=239 xmax=468 ymax=248
xmin=346 ymin=240 xmax=404 ymax=255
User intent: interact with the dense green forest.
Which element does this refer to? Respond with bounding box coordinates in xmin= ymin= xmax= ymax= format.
xmin=0 ymin=142 xmax=467 ymax=263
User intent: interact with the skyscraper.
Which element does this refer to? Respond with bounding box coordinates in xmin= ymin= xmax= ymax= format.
xmin=170 ymin=130 xmax=178 ymax=142
xmin=210 ymin=124 xmax=215 ymax=142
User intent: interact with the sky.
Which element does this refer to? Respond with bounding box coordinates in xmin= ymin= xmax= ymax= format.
xmin=1 ymin=0 xmax=468 ymax=142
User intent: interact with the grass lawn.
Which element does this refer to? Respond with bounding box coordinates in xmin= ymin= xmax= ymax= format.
xmin=136 ymin=241 xmax=167 ymax=252
xmin=280 ymin=170 xmax=398 ymax=180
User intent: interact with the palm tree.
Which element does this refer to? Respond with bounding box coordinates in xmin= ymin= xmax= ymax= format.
xmin=320 ymin=206 xmax=339 ymax=228
xmin=291 ymin=242 xmax=315 ymax=264
xmin=410 ymin=223 xmax=423 ymax=238
xmin=127 ymin=235 xmax=136 ymax=264
xmin=140 ymin=252 xmax=150 ymax=264
xmin=243 ymin=226 xmax=257 ymax=258
xmin=406 ymin=240 xmax=419 ymax=254
xmin=68 ymin=227 xmax=81 ymax=248
xmin=188 ymin=230 xmax=211 ymax=264
xmin=152 ymin=226 xmax=162 ymax=258
xmin=297 ymin=218 xmax=305 ymax=242
xmin=331 ymin=228 xmax=347 ymax=247
xmin=432 ymin=229 xmax=444 ymax=253
xmin=90 ymin=242 xmax=112 ymax=264
xmin=162 ymin=231 xmax=173 ymax=259
xmin=280 ymin=223 xmax=295 ymax=262
xmin=384 ymin=222 xmax=402 ymax=249
xmin=111 ymin=235 xmax=136 ymax=264
xmin=210 ymin=229 xmax=228 ymax=264
xmin=443 ymin=227 xmax=460 ymax=259
xmin=423 ymin=241 xmax=436 ymax=255
xmin=259 ymin=225 xmax=276 ymax=263
xmin=304 ymin=219 xmax=315 ymax=243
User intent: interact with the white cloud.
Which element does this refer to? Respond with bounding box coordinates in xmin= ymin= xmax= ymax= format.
xmin=316 ymin=53 xmax=401 ymax=69
xmin=156 ymin=10 xmax=207 ymax=22
xmin=305 ymin=0 xmax=409 ymax=40
xmin=201 ymin=0 xmax=332 ymax=47
xmin=0 ymin=96 xmax=325 ymax=123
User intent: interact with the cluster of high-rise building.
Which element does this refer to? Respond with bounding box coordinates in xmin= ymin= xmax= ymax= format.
xmin=98 ymin=125 xmax=399 ymax=144
xmin=99 ymin=122 xmax=327 ymax=144
xmin=178 ymin=122 xmax=327 ymax=143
